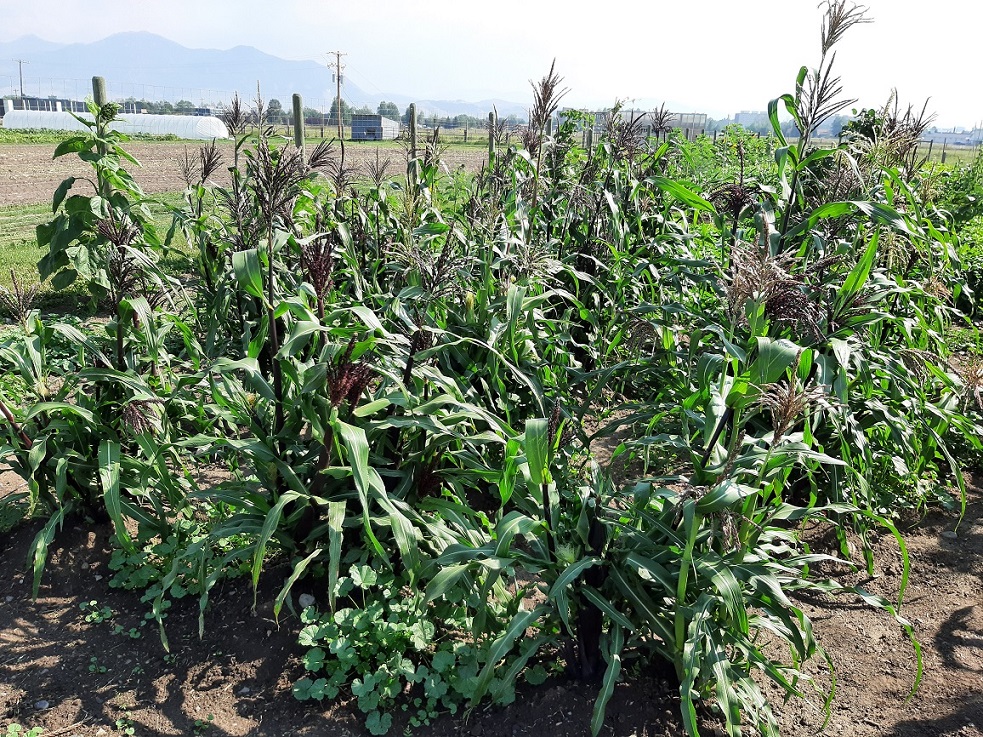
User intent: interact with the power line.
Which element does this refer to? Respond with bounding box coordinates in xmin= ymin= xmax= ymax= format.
xmin=343 ymin=62 xmax=386 ymax=97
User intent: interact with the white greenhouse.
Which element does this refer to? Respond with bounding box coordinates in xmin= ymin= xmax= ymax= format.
xmin=1 ymin=109 xmax=229 ymax=140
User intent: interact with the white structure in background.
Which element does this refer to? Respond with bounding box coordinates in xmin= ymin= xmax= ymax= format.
xmin=1 ymin=102 xmax=229 ymax=140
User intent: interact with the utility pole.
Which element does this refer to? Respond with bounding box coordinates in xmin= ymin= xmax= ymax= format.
xmin=13 ymin=59 xmax=28 ymax=99
xmin=326 ymin=51 xmax=346 ymax=139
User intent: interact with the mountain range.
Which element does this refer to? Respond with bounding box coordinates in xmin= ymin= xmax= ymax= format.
xmin=0 ymin=32 xmax=530 ymax=119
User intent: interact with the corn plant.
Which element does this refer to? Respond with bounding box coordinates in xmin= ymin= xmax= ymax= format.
xmin=3 ymin=11 xmax=981 ymax=735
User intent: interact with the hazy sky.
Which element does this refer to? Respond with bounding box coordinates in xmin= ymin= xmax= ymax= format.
xmin=1 ymin=0 xmax=979 ymax=127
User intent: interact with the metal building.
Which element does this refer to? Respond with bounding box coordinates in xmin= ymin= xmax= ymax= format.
xmin=351 ymin=114 xmax=400 ymax=141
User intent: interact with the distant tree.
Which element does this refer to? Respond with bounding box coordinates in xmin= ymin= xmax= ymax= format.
xmin=328 ymin=98 xmax=352 ymax=126
xmin=780 ymin=119 xmax=801 ymax=138
xmin=303 ymin=106 xmax=323 ymax=124
xmin=829 ymin=114 xmax=851 ymax=138
xmin=377 ymin=100 xmax=400 ymax=119
xmin=706 ymin=117 xmax=733 ymax=133
xmin=745 ymin=121 xmax=772 ymax=136
xmin=354 ymin=105 xmax=373 ymax=116
xmin=175 ymin=99 xmax=195 ymax=114
xmin=267 ymin=98 xmax=284 ymax=123
xmin=401 ymin=105 xmax=423 ymax=126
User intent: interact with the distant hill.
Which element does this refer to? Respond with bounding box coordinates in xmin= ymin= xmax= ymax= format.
xmin=1 ymin=34 xmax=67 ymax=58
xmin=0 ymin=32 xmax=529 ymax=119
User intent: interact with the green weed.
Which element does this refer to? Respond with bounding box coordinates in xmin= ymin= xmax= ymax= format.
xmin=4 ymin=725 xmax=44 ymax=737
xmin=80 ymin=600 xmax=113 ymax=623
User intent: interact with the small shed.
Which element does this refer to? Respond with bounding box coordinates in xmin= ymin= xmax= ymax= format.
xmin=351 ymin=114 xmax=400 ymax=141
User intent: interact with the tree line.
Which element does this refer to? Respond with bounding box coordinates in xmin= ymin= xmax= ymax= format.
xmin=118 ymin=96 xmax=525 ymax=128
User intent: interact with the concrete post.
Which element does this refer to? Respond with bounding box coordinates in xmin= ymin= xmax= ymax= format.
xmin=409 ymin=103 xmax=417 ymax=159
xmin=292 ymin=93 xmax=304 ymax=152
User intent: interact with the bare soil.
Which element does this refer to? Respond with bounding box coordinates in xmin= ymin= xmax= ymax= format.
xmin=768 ymin=492 xmax=983 ymax=737
xmin=2 ymin=465 xmax=982 ymax=737
xmin=0 ymin=142 xmax=489 ymax=207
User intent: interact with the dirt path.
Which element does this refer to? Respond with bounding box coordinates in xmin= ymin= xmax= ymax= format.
xmin=0 ymin=142 xmax=489 ymax=207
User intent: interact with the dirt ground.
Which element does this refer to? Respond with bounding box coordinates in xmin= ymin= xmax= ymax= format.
xmin=0 ymin=142 xmax=489 ymax=207
xmin=1 ymin=461 xmax=982 ymax=737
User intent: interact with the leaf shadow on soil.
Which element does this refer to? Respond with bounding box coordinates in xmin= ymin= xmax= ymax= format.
xmin=4 ymin=468 xmax=983 ymax=737
xmin=0 ymin=518 xmax=696 ymax=737
xmin=777 ymin=473 xmax=983 ymax=737
xmin=886 ymin=696 xmax=983 ymax=736
xmin=0 ymin=520 xmax=356 ymax=737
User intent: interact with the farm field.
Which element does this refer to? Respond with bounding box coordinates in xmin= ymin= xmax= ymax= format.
xmin=0 ymin=194 xmax=190 ymax=308
xmin=2 ymin=7 xmax=983 ymax=737
xmin=0 ymin=141 xmax=488 ymax=207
